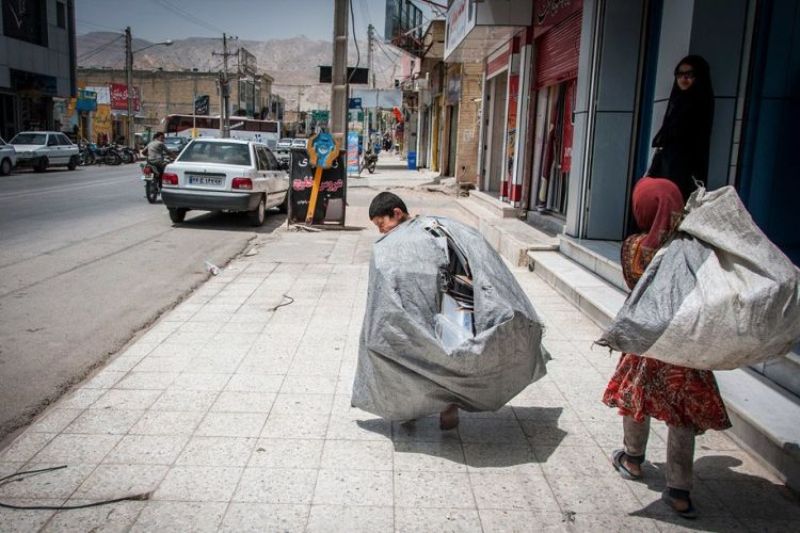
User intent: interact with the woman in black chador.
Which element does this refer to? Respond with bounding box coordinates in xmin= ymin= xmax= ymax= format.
xmin=648 ymin=55 xmax=714 ymax=201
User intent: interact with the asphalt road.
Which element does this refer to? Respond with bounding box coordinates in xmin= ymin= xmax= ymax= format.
xmin=0 ymin=163 xmax=285 ymax=444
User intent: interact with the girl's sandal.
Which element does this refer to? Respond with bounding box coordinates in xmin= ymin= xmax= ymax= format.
xmin=662 ymin=489 xmax=698 ymax=519
xmin=611 ymin=449 xmax=643 ymax=480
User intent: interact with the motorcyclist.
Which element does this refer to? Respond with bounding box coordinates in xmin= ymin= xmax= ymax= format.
xmin=145 ymin=132 xmax=169 ymax=177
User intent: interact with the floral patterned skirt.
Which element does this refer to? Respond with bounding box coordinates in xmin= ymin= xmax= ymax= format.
xmin=602 ymin=353 xmax=731 ymax=433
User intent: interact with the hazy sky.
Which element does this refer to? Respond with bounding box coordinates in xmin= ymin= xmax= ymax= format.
xmin=75 ymin=0 xmax=439 ymax=42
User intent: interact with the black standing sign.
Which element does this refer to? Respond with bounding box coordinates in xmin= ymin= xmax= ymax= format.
xmin=288 ymin=149 xmax=346 ymax=225
xmin=194 ymin=95 xmax=210 ymax=116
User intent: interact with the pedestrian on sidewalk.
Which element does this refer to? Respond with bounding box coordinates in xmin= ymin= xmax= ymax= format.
xmin=602 ymin=177 xmax=731 ymax=519
xmin=647 ymin=55 xmax=714 ymax=201
xmin=353 ymin=192 xmax=547 ymax=430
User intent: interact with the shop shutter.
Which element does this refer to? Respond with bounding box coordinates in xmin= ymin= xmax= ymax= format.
xmin=535 ymin=12 xmax=582 ymax=89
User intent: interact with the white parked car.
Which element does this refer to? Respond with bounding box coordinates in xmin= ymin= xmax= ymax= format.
xmin=9 ymin=131 xmax=80 ymax=172
xmin=160 ymin=138 xmax=290 ymax=226
xmin=0 ymin=136 xmax=17 ymax=175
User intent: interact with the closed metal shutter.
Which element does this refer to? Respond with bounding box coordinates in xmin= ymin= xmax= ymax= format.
xmin=535 ymin=12 xmax=582 ymax=89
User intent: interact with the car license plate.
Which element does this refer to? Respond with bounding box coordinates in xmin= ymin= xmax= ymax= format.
xmin=188 ymin=175 xmax=224 ymax=187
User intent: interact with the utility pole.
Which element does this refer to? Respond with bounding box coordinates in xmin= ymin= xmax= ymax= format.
xmin=367 ymin=24 xmax=375 ymax=89
xmin=330 ymin=0 xmax=348 ymax=144
xmin=213 ymin=33 xmax=234 ymax=137
xmin=125 ymin=26 xmax=134 ymax=148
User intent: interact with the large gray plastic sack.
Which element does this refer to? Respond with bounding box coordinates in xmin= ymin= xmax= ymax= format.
xmin=351 ymin=216 xmax=549 ymax=421
xmin=598 ymin=186 xmax=800 ymax=370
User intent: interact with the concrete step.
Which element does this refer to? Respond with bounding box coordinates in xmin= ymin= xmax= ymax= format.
xmin=468 ymin=189 xmax=523 ymax=218
xmin=527 ymin=248 xmax=800 ymax=492
xmin=458 ymin=198 xmax=558 ymax=266
xmin=559 ymin=235 xmax=627 ymax=292
xmin=527 ymin=250 xmax=627 ymax=330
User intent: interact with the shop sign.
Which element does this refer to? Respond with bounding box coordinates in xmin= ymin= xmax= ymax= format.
xmin=194 ymin=95 xmax=210 ymax=115
xmin=444 ymin=0 xmax=476 ymax=59
xmin=109 ymin=83 xmax=141 ymax=112
xmin=534 ymin=0 xmax=582 ymax=34
xmin=85 ymin=86 xmax=110 ymax=105
xmin=346 ymin=130 xmax=360 ymax=175
xmin=10 ymin=69 xmax=58 ymax=96
xmin=76 ymin=89 xmax=97 ymax=112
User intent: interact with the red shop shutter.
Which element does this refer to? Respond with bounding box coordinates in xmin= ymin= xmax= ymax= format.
xmin=535 ymin=12 xmax=582 ymax=89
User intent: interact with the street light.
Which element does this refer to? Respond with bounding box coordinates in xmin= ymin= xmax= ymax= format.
xmin=125 ymin=27 xmax=173 ymax=148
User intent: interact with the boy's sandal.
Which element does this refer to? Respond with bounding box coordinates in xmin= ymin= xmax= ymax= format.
xmin=662 ymin=489 xmax=698 ymax=519
xmin=611 ymin=449 xmax=643 ymax=480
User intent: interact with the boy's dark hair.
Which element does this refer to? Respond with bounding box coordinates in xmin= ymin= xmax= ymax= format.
xmin=369 ymin=192 xmax=408 ymax=218
xmin=154 ymin=132 xmax=165 ymax=140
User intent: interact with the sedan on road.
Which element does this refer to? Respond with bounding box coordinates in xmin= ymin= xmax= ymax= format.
xmin=9 ymin=131 xmax=80 ymax=172
xmin=160 ymin=138 xmax=289 ymax=226
xmin=0 ymin=136 xmax=16 ymax=175
xmin=164 ymin=136 xmax=190 ymax=157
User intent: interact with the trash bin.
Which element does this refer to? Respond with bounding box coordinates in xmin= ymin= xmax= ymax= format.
xmin=407 ymin=151 xmax=417 ymax=170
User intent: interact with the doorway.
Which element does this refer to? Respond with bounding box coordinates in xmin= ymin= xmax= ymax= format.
xmin=485 ymin=71 xmax=508 ymax=195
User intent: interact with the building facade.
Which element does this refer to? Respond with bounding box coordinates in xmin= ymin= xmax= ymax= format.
xmin=0 ymin=0 xmax=77 ymax=139
xmin=75 ymin=67 xmax=274 ymax=143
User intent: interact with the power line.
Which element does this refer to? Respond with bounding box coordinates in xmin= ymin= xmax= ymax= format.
xmin=78 ymin=34 xmax=124 ymax=61
xmin=150 ymin=0 xmax=226 ymax=35
xmin=76 ymin=19 xmax=123 ymax=33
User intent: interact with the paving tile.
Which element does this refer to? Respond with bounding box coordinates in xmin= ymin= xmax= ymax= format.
xmin=261 ymin=413 xmax=330 ymax=440
xmin=220 ymin=503 xmax=309 ymax=532
xmin=322 ymin=440 xmax=394 ymax=470
xmin=521 ymin=418 xmax=591 ymax=448
xmin=0 ymin=498 xmax=60 ymax=532
xmin=149 ymin=389 xmax=218 ymax=412
xmin=705 ymin=479 xmax=800 ymax=521
xmin=313 ymin=469 xmax=393 ymax=506
xmin=233 ymin=467 xmax=318 ymax=504
xmin=169 ymin=372 xmax=231 ymax=391
xmin=393 ymin=471 xmax=473 ymax=508
xmin=478 ymin=509 xmax=566 ymax=532
xmin=82 ymin=370 xmax=127 ymax=389
xmin=462 ymin=443 xmax=537 ymax=473
xmin=224 ymin=373 xmax=285 ymax=392
xmin=280 ymin=374 xmax=339 ymax=393
xmin=133 ymin=356 xmax=191 ymax=373
xmin=175 ymin=436 xmax=256 ymax=467
xmin=153 ymin=466 xmax=242 ymax=502
xmin=395 ymin=507 xmax=482 ymax=533
xmin=131 ymin=501 xmax=227 ymax=532
xmin=33 ymin=434 xmax=121 ymax=464
xmin=210 ymin=391 xmax=276 ymax=413
xmin=393 ymin=440 xmax=467 ymax=472
xmin=91 ymin=389 xmax=162 ymax=411
xmin=63 ymin=408 xmax=144 ymax=435
xmin=113 ymin=372 xmax=179 ymax=390
xmin=248 ymin=438 xmax=324 ymax=469
xmin=306 ymin=504 xmax=393 ymax=532
xmin=195 ymin=412 xmax=267 ymax=438
xmin=0 ymin=432 xmax=56 ymax=463
xmin=546 ymin=472 xmax=642 ymax=514
xmin=184 ymin=355 xmax=242 ymax=374
xmin=103 ymin=435 xmax=189 ymax=465
xmin=470 ymin=472 xmax=546 ymax=511
xmin=0 ymin=463 xmax=95 ymax=499
xmin=26 ymin=408 xmax=83 ymax=434
xmin=128 ymin=410 xmax=205 ymax=436
xmin=59 ymin=388 xmax=106 ymax=409
xmin=73 ymin=464 xmax=168 ymax=499
xmin=43 ymin=500 xmax=145 ymax=533
xmin=271 ymin=393 xmax=334 ymax=415
xmin=535 ymin=444 xmax=611 ymax=477
xmin=457 ymin=418 xmax=528 ymax=445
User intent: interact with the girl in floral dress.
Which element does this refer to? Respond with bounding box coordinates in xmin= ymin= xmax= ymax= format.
xmin=602 ymin=176 xmax=731 ymax=519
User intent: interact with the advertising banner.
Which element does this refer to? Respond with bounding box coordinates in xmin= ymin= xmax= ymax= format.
xmin=288 ymin=150 xmax=346 ymax=224
xmin=109 ymin=83 xmax=141 ymax=111
xmin=347 ymin=130 xmax=360 ymax=175
xmin=194 ymin=95 xmax=210 ymax=115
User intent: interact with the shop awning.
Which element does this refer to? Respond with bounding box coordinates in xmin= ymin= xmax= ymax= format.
xmin=444 ymin=0 xmax=532 ymax=63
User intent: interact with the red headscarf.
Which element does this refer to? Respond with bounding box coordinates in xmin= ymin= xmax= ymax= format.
xmin=632 ymin=177 xmax=684 ymax=250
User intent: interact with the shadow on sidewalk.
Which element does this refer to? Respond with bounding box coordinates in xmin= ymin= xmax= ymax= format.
xmin=168 ymin=208 xmax=287 ymax=233
xmin=629 ymin=454 xmax=800 ymax=530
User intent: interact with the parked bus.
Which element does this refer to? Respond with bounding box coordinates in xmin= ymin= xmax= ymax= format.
xmin=162 ymin=114 xmax=282 ymax=149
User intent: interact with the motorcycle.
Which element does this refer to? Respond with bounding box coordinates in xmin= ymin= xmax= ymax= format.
xmin=141 ymin=158 xmax=172 ymax=203
xmin=141 ymin=162 xmax=162 ymax=203
xmin=95 ymin=144 xmax=122 ymax=165
xmin=362 ymin=151 xmax=378 ymax=174
xmin=117 ymin=145 xmax=137 ymax=164
xmin=78 ymin=142 xmax=96 ymax=166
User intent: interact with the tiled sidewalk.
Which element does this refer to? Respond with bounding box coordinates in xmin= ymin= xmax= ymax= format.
xmin=1 ymin=188 xmax=797 ymax=532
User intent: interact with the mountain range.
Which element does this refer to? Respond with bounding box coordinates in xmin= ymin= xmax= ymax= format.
xmin=77 ymin=32 xmax=401 ymax=110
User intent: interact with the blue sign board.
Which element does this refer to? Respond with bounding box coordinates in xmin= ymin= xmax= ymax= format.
xmin=347 ymin=130 xmax=360 ymax=175
xmin=76 ymin=89 xmax=97 ymax=112
xmin=348 ymin=97 xmax=362 ymax=109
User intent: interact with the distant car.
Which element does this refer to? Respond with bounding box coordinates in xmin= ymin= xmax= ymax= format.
xmin=291 ymin=138 xmax=307 ymax=149
xmin=163 ymin=136 xmax=190 ymax=157
xmin=160 ymin=138 xmax=290 ymax=226
xmin=274 ymin=137 xmax=293 ymax=166
xmin=0 ymin=136 xmax=17 ymax=175
xmin=9 ymin=131 xmax=80 ymax=172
